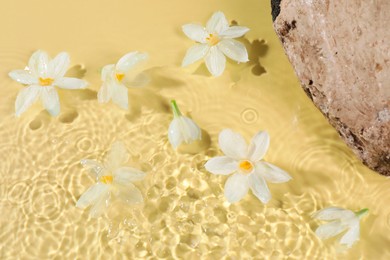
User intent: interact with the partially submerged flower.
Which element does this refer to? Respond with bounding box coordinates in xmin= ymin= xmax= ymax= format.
xmin=98 ymin=51 xmax=148 ymax=109
xmin=9 ymin=50 xmax=88 ymax=117
xmin=182 ymin=11 xmax=250 ymax=77
xmin=168 ymin=100 xmax=201 ymax=149
xmin=313 ymin=207 xmax=369 ymax=248
xmin=205 ymin=129 xmax=291 ymax=203
xmin=76 ymin=141 xmax=146 ymax=218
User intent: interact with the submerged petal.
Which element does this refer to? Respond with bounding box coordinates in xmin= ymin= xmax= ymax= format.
xmin=218 ymin=39 xmax=249 ymax=63
xmin=182 ymin=24 xmax=208 ymax=43
xmin=339 ymin=220 xmax=360 ymax=248
xmin=115 ymin=52 xmax=148 ymax=73
xmin=218 ymin=129 xmax=247 ymax=160
xmin=89 ymin=190 xmax=110 ymax=218
xmin=15 ymin=85 xmax=41 ymax=117
xmin=104 ymin=141 xmax=130 ymax=171
xmin=315 ymin=221 xmax=347 ymax=240
xmin=114 ymin=167 xmax=146 ymax=184
xmin=256 ymin=162 xmax=291 ymax=183
xmin=49 ymin=52 xmax=70 ymax=78
xmin=206 ymin=11 xmax=229 ymax=34
xmin=28 ymin=50 xmax=49 ymax=77
xmin=224 ymin=173 xmax=249 ymax=203
xmin=205 ymin=46 xmax=226 ymax=77
xmin=115 ymin=183 xmax=144 ymax=204
xmin=76 ymin=182 xmax=110 ymax=209
xmin=41 ymin=87 xmax=60 ymax=116
xmin=219 ymin=26 xmax=250 ymax=38
xmin=313 ymin=207 xmax=356 ymax=221
xmin=247 ymin=131 xmax=270 ymax=161
xmin=9 ymin=70 xmax=38 ymax=85
xmin=80 ymin=159 xmax=104 ymax=178
xmin=181 ymin=43 xmax=209 ymax=67
xmin=249 ymin=171 xmax=271 ymax=203
xmin=55 ymin=77 xmax=88 ymax=89
xmin=205 ymin=156 xmax=238 ymax=175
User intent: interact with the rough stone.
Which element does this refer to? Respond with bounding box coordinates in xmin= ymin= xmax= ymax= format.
xmin=271 ymin=0 xmax=390 ymax=175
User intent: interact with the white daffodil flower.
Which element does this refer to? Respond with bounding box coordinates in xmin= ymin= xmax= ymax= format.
xmin=313 ymin=207 xmax=369 ymax=248
xmin=98 ymin=51 xmax=148 ymax=109
xmin=76 ymin=141 xmax=146 ymax=218
xmin=182 ymin=11 xmax=250 ymax=77
xmin=9 ymin=50 xmax=88 ymax=117
xmin=168 ymin=100 xmax=201 ymax=149
xmin=205 ymin=129 xmax=291 ymax=203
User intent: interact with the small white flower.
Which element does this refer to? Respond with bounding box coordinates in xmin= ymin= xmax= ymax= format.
xmin=205 ymin=129 xmax=291 ymax=203
xmin=182 ymin=11 xmax=250 ymax=77
xmin=313 ymin=207 xmax=369 ymax=248
xmin=98 ymin=51 xmax=148 ymax=109
xmin=168 ymin=100 xmax=201 ymax=149
xmin=9 ymin=50 xmax=88 ymax=117
xmin=76 ymin=141 xmax=146 ymax=218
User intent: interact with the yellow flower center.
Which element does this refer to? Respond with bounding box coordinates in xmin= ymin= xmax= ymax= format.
xmin=206 ymin=33 xmax=220 ymax=46
xmin=116 ymin=73 xmax=125 ymax=82
xmin=39 ymin=77 xmax=54 ymax=86
xmin=239 ymin=160 xmax=254 ymax=174
xmin=100 ymin=175 xmax=113 ymax=184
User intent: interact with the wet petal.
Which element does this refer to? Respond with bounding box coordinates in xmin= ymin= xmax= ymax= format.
xmin=49 ymin=52 xmax=70 ymax=78
xmin=205 ymin=156 xmax=238 ymax=175
xmin=219 ymin=26 xmax=250 ymax=38
xmin=101 ymin=64 xmax=115 ymax=81
xmin=97 ymin=82 xmax=112 ymax=103
xmin=218 ymin=129 xmax=247 ymax=160
xmin=205 ymin=46 xmax=226 ymax=77
xmin=76 ymin=182 xmax=109 ymax=209
xmin=256 ymin=162 xmax=291 ymax=183
xmin=115 ymin=52 xmax=148 ymax=73
xmin=247 ymin=131 xmax=270 ymax=161
xmin=218 ymin=39 xmax=249 ymax=63
xmin=55 ymin=77 xmax=88 ymax=89
xmin=168 ymin=118 xmax=183 ymax=148
xmin=89 ymin=190 xmax=110 ymax=218
xmin=15 ymin=85 xmax=41 ymax=117
xmin=182 ymin=24 xmax=208 ymax=43
xmin=249 ymin=171 xmax=271 ymax=203
xmin=80 ymin=159 xmax=104 ymax=178
xmin=168 ymin=116 xmax=201 ymax=148
xmin=224 ymin=173 xmax=249 ymax=203
xmin=41 ymin=87 xmax=60 ymax=116
xmin=114 ymin=167 xmax=146 ymax=184
xmin=315 ymin=221 xmax=347 ymax=240
xmin=111 ymin=83 xmax=128 ymax=109
xmin=206 ymin=11 xmax=229 ymax=34
xmin=339 ymin=220 xmax=360 ymax=248
xmin=115 ymin=183 xmax=144 ymax=204
xmin=313 ymin=207 xmax=356 ymax=221
xmin=9 ymin=70 xmax=38 ymax=85
xmin=104 ymin=141 xmax=129 ymax=171
xmin=28 ymin=50 xmax=49 ymax=77
xmin=181 ymin=43 xmax=209 ymax=67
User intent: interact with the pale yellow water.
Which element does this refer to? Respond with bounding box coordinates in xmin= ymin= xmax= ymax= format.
xmin=0 ymin=0 xmax=389 ymax=259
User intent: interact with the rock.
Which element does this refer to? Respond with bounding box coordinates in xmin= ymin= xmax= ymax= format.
xmin=271 ymin=0 xmax=390 ymax=175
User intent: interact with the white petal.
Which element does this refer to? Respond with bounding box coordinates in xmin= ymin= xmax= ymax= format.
xmin=15 ymin=85 xmax=41 ymax=117
xmin=104 ymin=141 xmax=129 ymax=171
xmin=49 ymin=52 xmax=70 ymax=78
xmin=247 ymin=131 xmax=270 ymax=161
xmin=181 ymin=44 xmax=209 ymax=67
xmin=41 ymin=87 xmax=60 ymax=116
xmin=205 ymin=46 xmax=226 ymax=77
xmin=114 ymin=167 xmax=146 ymax=185
xmin=101 ymin=64 xmax=115 ymax=81
xmin=89 ymin=190 xmax=110 ymax=218
xmin=224 ymin=173 xmax=249 ymax=203
xmin=219 ymin=26 xmax=250 ymax=38
xmin=218 ymin=39 xmax=249 ymax=63
xmin=9 ymin=70 xmax=38 ymax=85
xmin=168 ymin=116 xmax=201 ymax=148
xmin=80 ymin=159 xmax=104 ymax=178
xmin=249 ymin=171 xmax=271 ymax=203
xmin=115 ymin=183 xmax=144 ymax=204
xmin=339 ymin=220 xmax=360 ymax=248
xmin=97 ymin=82 xmax=112 ymax=103
xmin=55 ymin=77 xmax=88 ymax=89
xmin=218 ymin=129 xmax=247 ymax=160
xmin=28 ymin=50 xmax=49 ymax=77
xmin=76 ymin=182 xmax=109 ymax=209
xmin=313 ymin=207 xmax=356 ymax=221
xmin=168 ymin=118 xmax=183 ymax=148
xmin=206 ymin=11 xmax=229 ymax=34
xmin=205 ymin=156 xmax=238 ymax=175
xmin=315 ymin=221 xmax=347 ymax=240
xmin=115 ymin=52 xmax=148 ymax=73
xmin=182 ymin=24 xmax=208 ymax=43
xmin=111 ymin=83 xmax=129 ymax=109
xmin=256 ymin=162 xmax=291 ymax=183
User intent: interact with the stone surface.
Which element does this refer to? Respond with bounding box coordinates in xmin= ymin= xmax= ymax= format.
xmin=271 ymin=0 xmax=390 ymax=175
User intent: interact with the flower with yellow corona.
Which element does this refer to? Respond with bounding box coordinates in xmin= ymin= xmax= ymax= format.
xmin=182 ymin=11 xmax=250 ymax=77
xmin=9 ymin=50 xmax=88 ymax=116
xmin=205 ymin=129 xmax=291 ymax=203
xmin=76 ymin=141 xmax=146 ymax=218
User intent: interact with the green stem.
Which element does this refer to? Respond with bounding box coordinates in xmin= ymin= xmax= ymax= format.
xmin=171 ymin=100 xmax=182 ymax=117
xmin=355 ymin=208 xmax=369 ymax=218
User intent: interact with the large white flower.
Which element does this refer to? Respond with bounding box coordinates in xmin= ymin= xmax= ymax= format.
xmin=313 ymin=207 xmax=369 ymax=248
xmin=182 ymin=11 xmax=250 ymax=77
xmin=9 ymin=50 xmax=88 ymax=117
xmin=98 ymin=51 xmax=148 ymax=109
xmin=76 ymin=141 xmax=146 ymax=218
xmin=168 ymin=100 xmax=201 ymax=148
xmin=205 ymin=129 xmax=291 ymax=203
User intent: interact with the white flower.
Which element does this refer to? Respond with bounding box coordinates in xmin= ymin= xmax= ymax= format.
xmin=313 ymin=207 xmax=369 ymax=248
xmin=205 ymin=129 xmax=291 ymax=203
xmin=98 ymin=51 xmax=148 ymax=109
xmin=76 ymin=141 xmax=146 ymax=218
xmin=168 ymin=100 xmax=201 ymax=149
xmin=181 ymin=11 xmax=250 ymax=77
xmin=9 ymin=50 xmax=88 ymax=117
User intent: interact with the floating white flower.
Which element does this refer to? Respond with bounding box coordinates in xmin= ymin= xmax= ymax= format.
xmin=76 ymin=141 xmax=146 ymax=218
xmin=9 ymin=50 xmax=88 ymax=117
xmin=182 ymin=11 xmax=250 ymax=77
xmin=205 ymin=129 xmax=291 ymax=203
xmin=313 ymin=207 xmax=369 ymax=248
xmin=98 ymin=51 xmax=148 ymax=109
xmin=168 ymin=100 xmax=201 ymax=149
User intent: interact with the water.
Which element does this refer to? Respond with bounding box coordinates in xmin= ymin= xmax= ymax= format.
xmin=0 ymin=0 xmax=389 ymax=259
